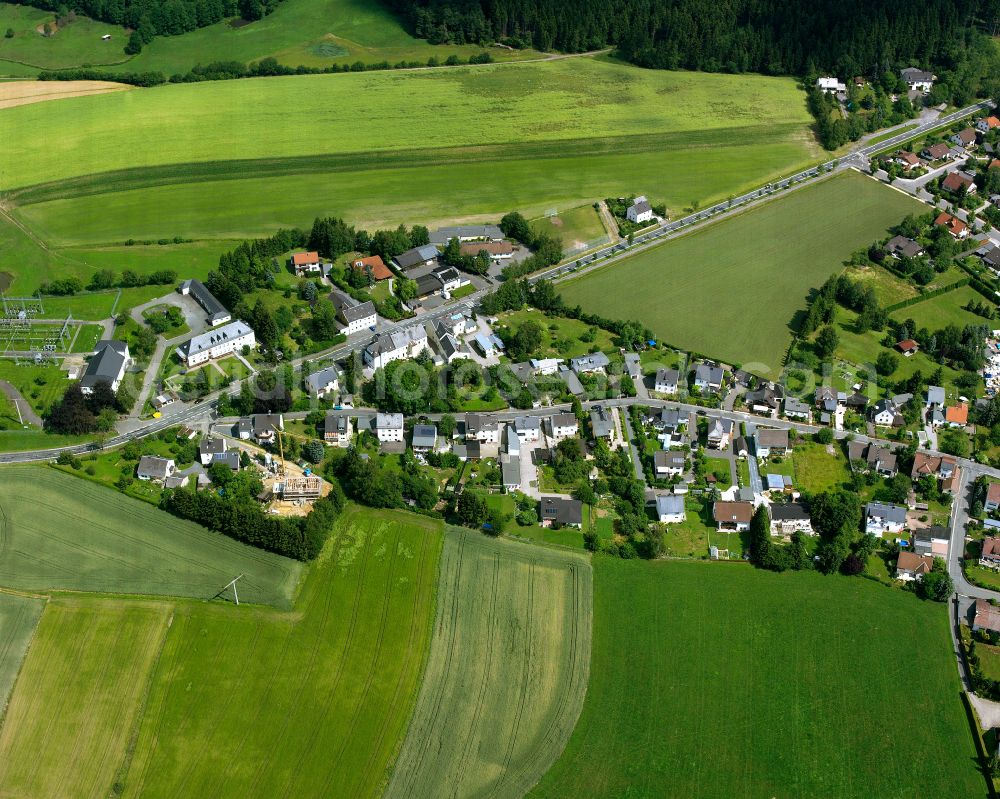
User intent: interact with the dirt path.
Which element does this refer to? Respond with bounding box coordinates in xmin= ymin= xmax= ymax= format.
xmin=0 ymin=381 xmax=43 ymax=427
xmin=596 ymin=200 xmax=621 ymax=244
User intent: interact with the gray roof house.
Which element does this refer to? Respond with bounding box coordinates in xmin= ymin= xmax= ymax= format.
xmin=411 ymin=424 xmax=438 ymax=451
xmin=590 ymin=406 xmax=615 ymax=438
xmin=199 ymin=436 xmax=227 ymax=465
xmin=305 ymin=365 xmax=341 ymax=397
xmin=429 ymin=225 xmax=504 ymax=246
xmin=693 ymin=363 xmax=724 ymax=392
xmin=501 ymin=456 xmax=521 ymax=490
xmin=252 ymin=413 xmax=283 ymax=441
xmin=570 ymin=352 xmax=610 ymax=373
xmin=865 ymin=502 xmax=907 ymax=535
xmin=393 ymin=244 xmax=440 ymax=270
xmin=783 ymin=397 xmax=811 ymax=419
xmin=885 ymin=235 xmax=925 ymax=259
xmin=926 ymin=386 xmax=946 ymax=408
xmin=80 ymin=340 xmax=130 ymax=394
xmin=655 ymin=494 xmax=685 ymax=522
xmin=211 ymin=451 xmax=241 ymax=471
xmin=136 ymin=455 xmax=175 ymax=482
xmin=654 ymin=367 xmax=679 ymax=393
xmin=540 ymin=496 xmax=583 ymax=527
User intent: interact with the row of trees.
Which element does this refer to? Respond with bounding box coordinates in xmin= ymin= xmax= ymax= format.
xmin=39 ymin=268 xmax=176 ymax=296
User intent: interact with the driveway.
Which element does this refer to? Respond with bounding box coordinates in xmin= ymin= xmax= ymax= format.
xmin=0 ymin=380 xmax=43 ymax=426
xmin=130 ymin=291 xmax=207 ymax=337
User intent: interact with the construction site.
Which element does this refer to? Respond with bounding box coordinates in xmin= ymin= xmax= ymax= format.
xmin=230 ymin=426 xmax=330 ymax=518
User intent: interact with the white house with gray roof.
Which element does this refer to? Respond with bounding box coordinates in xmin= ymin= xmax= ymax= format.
xmin=411 ymin=424 xmax=438 ymax=452
xmin=175 ymin=321 xmax=255 ymax=367
xmin=392 ymin=244 xmax=440 ymax=271
xmin=626 ymin=196 xmax=654 ymax=224
xmin=331 ymin=291 xmax=377 ymax=335
xmin=80 ymin=340 xmax=130 ymax=395
xmin=429 ymin=225 xmax=504 ymax=246
xmin=570 ymin=352 xmax=610 ymax=374
xmin=549 ymin=412 xmax=579 ymax=440
xmin=364 ymin=326 xmax=428 ymax=370
xmin=656 ymin=494 xmax=685 ymax=524
xmin=694 ymin=363 xmax=725 ymax=393
xmin=136 ymin=455 xmax=175 ymax=483
xmin=865 ymin=502 xmax=907 ymax=536
xmin=305 ymin=365 xmax=341 ymax=398
xmin=376 ymin=412 xmax=404 ymax=442
xmin=654 ymin=368 xmax=679 ymax=394
xmin=590 ymin=405 xmax=615 ymax=439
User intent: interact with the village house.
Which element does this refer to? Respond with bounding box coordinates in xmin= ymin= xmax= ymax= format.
xmin=501 ymin=455 xmax=521 ymax=492
xmin=375 ymin=412 xmax=404 ymax=443
xmin=590 ymin=405 xmax=615 ymax=439
xmin=250 ymin=413 xmax=283 ymax=443
xmin=945 ymin=403 xmax=969 ymax=428
xmin=926 ymin=385 xmax=946 ymax=409
xmin=986 ymin=482 xmax=1000 ymax=513
xmin=900 ymin=67 xmax=934 ymax=92
xmin=549 ymin=412 xmax=579 ymax=440
xmin=465 ymin=413 xmax=500 ymax=445
xmin=350 ymin=254 xmax=392 ymax=282
xmin=136 ymin=455 xmax=175 ymax=483
xmin=432 ymin=265 xmax=469 ymax=294
xmin=80 ymin=340 xmax=131 ymax=395
xmin=175 ymin=321 xmax=256 ymax=367
xmin=893 ymin=152 xmax=923 ymax=171
xmin=885 ymin=235 xmax=925 ymax=259
xmin=323 ymin=411 xmax=352 ymax=447
xmin=305 ymin=365 xmax=341 ymax=398
xmin=652 ymin=407 xmax=689 ymax=447
xmin=570 ymin=352 xmax=610 ymax=374
xmin=289 ymin=251 xmax=323 ymax=276
xmin=978 ymin=116 xmax=1000 ymax=133
xmin=951 ymin=128 xmax=978 ymax=149
xmin=746 ymin=384 xmax=780 ymax=414
xmin=208 ymin=451 xmax=240 ymax=473
xmin=911 ymin=451 xmax=958 ymax=483
xmin=816 ymin=76 xmax=846 ymax=93
xmin=706 ymin=416 xmax=733 ymax=449
xmin=783 ymin=397 xmax=811 ymax=420
xmin=693 ymin=363 xmax=725 ymax=394
xmin=330 ymin=292 xmax=377 ymax=336
xmin=654 ymin=450 xmax=686 ymax=478
xmin=626 ymin=195 xmax=654 ymax=224
xmin=411 ymin=424 xmax=438 ymax=453
xmin=981 ymin=246 xmax=1000 ymax=277
xmin=895 ymin=551 xmax=934 ymax=582
xmin=429 ymin=225 xmax=504 ymax=246
xmin=770 ymin=503 xmax=813 ymax=535
xmin=921 ymin=142 xmax=951 ymax=162
xmin=433 ymin=321 xmax=471 ymax=363
xmin=654 ymin=367 xmax=679 ymax=394
xmin=459 ymin=241 xmax=514 ymax=262
xmin=713 ymin=500 xmax=754 ymax=532
xmin=895 ymin=339 xmax=920 ymax=357
xmin=540 ymin=496 xmax=583 ymax=528
xmin=656 ymin=494 xmax=686 ymax=524
xmin=511 ymin=416 xmax=541 ymax=442
xmin=199 ymin=436 xmax=227 ymax=466
xmin=530 ymin=357 xmax=564 ymax=376
xmin=363 ymin=326 xmax=428 ymax=370
xmin=178 ymin=278 xmax=231 ymax=326
xmin=934 ymin=211 xmax=968 ymax=239
xmin=848 ymin=441 xmax=898 ymax=476
xmin=755 ymin=428 xmax=790 ymax=458
xmin=974 ymin=599 xmax=1000 ymax=635
xmin=942 ymin=171 xmax=977 ymax=194
xmin=913 ymin=526 xmax=949 ymax=558
xmin=865 ymin=502 xmax=907 ymax=536
xmin=982 ymin=537 xmax=1000 ymax=568
xmin=392 ymin=244 xmax=440 ymax=271
xmin=870 ymin=398 xmax=905 ymax=427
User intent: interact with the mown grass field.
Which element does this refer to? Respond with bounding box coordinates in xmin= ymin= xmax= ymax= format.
xmin=890 ymin=284 xmax=990 ymax=331
xmin=0 ymin=596 xmax=172 ymax=799
xmin=558 ymin=172 xmax=925 ymax=374
xmin=0 ymin=4 xmax=124 ymax=71
xmin=120 ymin=507 xmax=441 ymax=799
xmin=386 ymin=528 xmax=592 ymax=799
xmin=0 ymin=466 xmax=302 ymax=605
xmin=0 ymin=591 xmax=43 ymax=712
xmin=530 ymin=558 xmax=984 ymax=799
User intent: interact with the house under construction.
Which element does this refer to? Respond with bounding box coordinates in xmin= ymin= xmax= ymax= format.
xmin=279 ymin=476 xmax=323 ymax=500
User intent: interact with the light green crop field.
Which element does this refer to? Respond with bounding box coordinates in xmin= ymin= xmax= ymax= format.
xmin=0 ymin=60 xmax=813 ymax=190
xmin=0 ymin=596 xmax=172 ymax=799
xmin=120 ymin=507 xmax=441 ymax=799
xmin=0 ymin=466 xmax=302 ymax=605
xmin=0 ymin=4 xmax=124 ymax=71
xmin=890 ymin=284 xmax=989 ymax=331
xmin=386 ymin=528 xmax=592 ymax=799
xmin=530 ymin=558 xmax=984 ymax=799
xmin=0 ymin=591 xmax=44 ymax=712
xmin=558 ymin=172 xmax=925 ymax=374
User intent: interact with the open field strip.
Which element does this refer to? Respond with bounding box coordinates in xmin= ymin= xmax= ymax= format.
xmin=0 ymin=79 xmax=130 ymax=109
xmin=0 ymin=596 xmax=172 ymax=799
xmin=558 ymin=171 xmax=925 ymax=374
xmin=0 ymin=591 xmax=43 ymax=712
xmin=0 ymin=59 xmax=812 ymax=189
xmin=0 ymin=465 xmax=302 ymax=606
xmin=119 ymin=506 xmax=441 ymax=799
xmin=386 ymin=528 xmax=592 ymax=799
xmin=530 ymin=558 xmax=984 ymax=799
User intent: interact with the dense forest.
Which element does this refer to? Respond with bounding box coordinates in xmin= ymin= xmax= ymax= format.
xmin=388 ymin=0 xmax=1000 ymax=78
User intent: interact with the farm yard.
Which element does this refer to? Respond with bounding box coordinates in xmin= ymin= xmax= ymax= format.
xmin=386 ymin=529 xmax=592 ymax=799
xmin=0 ymin=592 xmax=44 ymax=711
xmin=119 ymin=507 xmax=441 ymax=799
xmin=529 ymin=558 xmax=983 ymax=799
xmin=0 ymin=466 xmax=302 ymax=606
xmin=558 ymin=171 xmax=926 ymax=374
xmin=0 ymin=597 xmax=172 ymax=799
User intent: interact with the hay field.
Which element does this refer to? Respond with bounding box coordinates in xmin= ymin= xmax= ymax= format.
xmin=386 ymin=528 xmax=592 ymax=799
xmin=0 ymin=79 xmax=129 ymax=109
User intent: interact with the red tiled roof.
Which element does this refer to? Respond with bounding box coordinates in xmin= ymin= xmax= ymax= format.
xmin=351 ymin=255 xmax=392 ymax=281
xmin=896 ymin=339 xmax=919 ymax=352
xmin=945 ymin=403 xmax=968 ymax=425
xmin=292 ymin=251 xmax=320 ymax=266
xmin=934 ymin=212 xmax=967 ymax=237
xmin=896 ymin=551 xmax=933 ymax=574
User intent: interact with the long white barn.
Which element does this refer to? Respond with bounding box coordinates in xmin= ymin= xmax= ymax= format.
xmin=176 ymin=320 xmax=256 ymax=367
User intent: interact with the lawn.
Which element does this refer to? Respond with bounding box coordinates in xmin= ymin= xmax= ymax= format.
xmin=0 ymin=596 xmax=172 ymax=799
xmin=792 ymin=440 xmax=852 ymax=493
xmin=497 ymin=308 xmax=617 ymax=361
xmin=530 ymin=203 xmax=609 ymax=255
xmin=660 ymin=494 xmax=717 ymax=558
xmin=0 ymin=591 xmax=44 ymax=712
xmin=558 ymin=171 xmax=926 ymax=375
xmin=120 ymin=507 xmax=441 ymax=799
xmin=0 ymin=358 xmax=71 ymax=416
xmin=891 ymin=284 xmax=992 ymax=331
xmin=0 ymin=465 xmax=302 ymax=606
xmin=530 ymin=558 xmax=985 ymax=798
xmin=385 ymin=527 xmax=592 ymax=799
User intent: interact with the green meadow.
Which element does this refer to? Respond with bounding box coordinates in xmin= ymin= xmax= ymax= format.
xmin=558 ymin=171 xmax=925 ymax=374
xmin=531 ymin=558 xmax=984 ymax=799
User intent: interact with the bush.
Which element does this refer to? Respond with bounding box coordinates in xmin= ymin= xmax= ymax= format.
xmin=813 ymin=427 xmax=834 ymax=444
